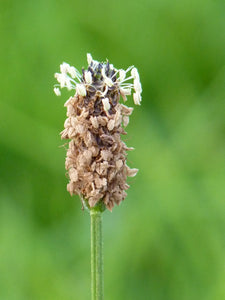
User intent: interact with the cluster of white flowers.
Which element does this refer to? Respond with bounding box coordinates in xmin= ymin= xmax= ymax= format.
xmin=54 ymin=53 xmax=142 ymax=106
xmin=54 ymin=62 xmax=82 ymax=96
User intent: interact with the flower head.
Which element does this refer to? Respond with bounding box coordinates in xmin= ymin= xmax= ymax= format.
xmin=54 ymin=54 xmax=142 ymax=211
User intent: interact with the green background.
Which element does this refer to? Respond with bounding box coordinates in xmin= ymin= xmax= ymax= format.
xmin=0 ymin=0 xmax=224 ymax=299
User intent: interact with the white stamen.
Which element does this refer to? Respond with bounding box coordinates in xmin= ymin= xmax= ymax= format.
xmin=66 ymin=79 xmax=73 ymax=90
xmin=119 ymin=69 xmax=126 ymax=82
xmin=131 ymin=67 xmax=140 ymax=80
xmin=104 ymin=77 xmax=113 ymax=87
xmin=120 ymin=87 xmax=131 ymax=95
xmin=101 ymin=67 xmax=106 ymax=78
xmin=54 ymin=87 xmax=61 ymax=96
xmin=87 ymin=53 xmax=92 ymax=65
xmin=68 ymin=66 xmax=78 ymax=78
xmin=85 ymin=71 xmax=92 ymax=84
xmin=102 ymin=67 xmax=114 ymax=87
xmin=134 ymin=79 xmax=142 ymax=93
xmin=60 ymin=62 xmax=70 ymax=74
xmin=133 ymin=92 xmax=142 ymax=105
xmin=76 ymin=84 xmax=87 ymax=96
xmin=102 ymin=98 xmax=110 ymax=112
xmin=126 ymin=65 xmax=134 ymax=73
xmin=54 ymin=55 xmax=143 ymax=107
xmin=55 ymin=73 xmax=67 ymax=88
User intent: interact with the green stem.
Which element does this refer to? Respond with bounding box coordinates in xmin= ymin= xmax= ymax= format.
xmin=90 ymin=208 xmax=104 ymax=300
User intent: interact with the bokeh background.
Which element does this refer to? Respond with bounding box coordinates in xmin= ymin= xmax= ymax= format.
xmin=0 ymin=0 xmax=224 ymax=299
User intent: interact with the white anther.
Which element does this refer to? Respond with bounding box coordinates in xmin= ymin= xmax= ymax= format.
xmin=54 ymin=87 xmax=61 ymax=96
xmin=119 ymin=69 xmax=126 ymax=81
xmin=133 ymin=92 xmax=141 ymax=105
xmin=131 ymin=67 xmax=140 ymax=80
xmin=102 ymin=67 xmax=114 ymax=87
xmin=68 ymin=66 xmax=77 ymax=78
xmin=120 ymin=87 xmax=131 ymax=95
xmin=87 ymin=53 xmax=93 ymax=65
xmin=76 ymin=84 xmax=87 ymax=96
xmin=60 ymin=62 xmax=70 ymax=74
xmin=134 ymin=79 xmax=142 ymax=93
xmin=55 ymin=73 xmax=72 ymax=89
xmin=85 ymin=71 xmax=92 ymax=84
xmin=104 ymin=77 xmax=113 ymax=87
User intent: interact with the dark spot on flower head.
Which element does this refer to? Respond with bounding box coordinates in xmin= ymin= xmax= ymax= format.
xmin=95 ymin=63 xmax=102 ymax=79
xmin=87 ymin=87 xmax=96 ymax=98
xmin=84 ymin=97 xmax=90 ymax=106
xmin=110 ymin=92 xmax=119 ymax=106
xmin=111 ymin=69 xmax=116 ymax=82
xmin=95 ymin=135 xmax=104 ymax=147
xmin=108 ymin=107 xmax=115 ymax=115
xmin=88 ymin=66 xmax=93 ymax=72
xmin=99 ymin=62 xmax=103 ymax=69
xmin=100 ymin=134 xmax=114 ymax=146
xmin=93 ymin=98 xmax=102 ymax=115
xmin=93 ymin=75 xmax=98 ymax=83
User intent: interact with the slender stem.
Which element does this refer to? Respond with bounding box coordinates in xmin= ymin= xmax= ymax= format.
xmin=90 ymin=209 xmax=104 ymax=300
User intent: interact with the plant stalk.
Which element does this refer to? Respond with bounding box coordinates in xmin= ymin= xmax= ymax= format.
xmin=90 ymin=208 xmax=103 ymax=300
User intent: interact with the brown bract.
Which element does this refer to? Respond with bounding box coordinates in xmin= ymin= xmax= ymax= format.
xmin=61 ymin=90 xmax=138 ymax=211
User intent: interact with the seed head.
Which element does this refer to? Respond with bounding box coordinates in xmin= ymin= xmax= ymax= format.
xmin=54 ymin=54 xmax=142 ymax=211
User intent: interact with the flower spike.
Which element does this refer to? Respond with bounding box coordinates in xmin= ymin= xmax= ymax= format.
xmin=54 ymin=54 xmax=142 ymax=211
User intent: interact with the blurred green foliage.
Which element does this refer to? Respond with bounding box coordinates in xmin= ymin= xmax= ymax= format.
xmin=0 ymin=0 xmax=224 ymax=299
